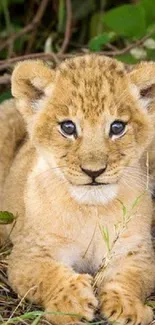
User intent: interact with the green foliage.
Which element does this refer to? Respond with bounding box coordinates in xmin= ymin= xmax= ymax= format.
xmin=1 ymin=0 xmax=155 ymax=70
xmin=0 ymin=91 xmax=12 ymax=103
xmin=88 ymin=33 xmax=111 ymax=51
xmin=117 ymin=199 xmax=127 ymax=219
xmin=104 ymin=4 xmax=146 ymax=39
xmin=1 ymin=310 xmax=83 ymax=324
xmin=116 ymin=53 xmax=138 ymax=64
xmin=0 ymin=211 xmax=15 ymax=224
xmin=87 ymin=0 xmax=155 ymax=64
xmin=141 ymin=0 xmax=155 ymax=24
xmin=99 ymin=225 xmax=111 ymax=252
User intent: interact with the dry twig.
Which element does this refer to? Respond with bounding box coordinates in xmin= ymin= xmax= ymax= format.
xmin=25 ymin=0 xmax=50 ymax=54
xmin=58 ymin=0 xmax=72 ymax=54
xmin=103 ymin=29 xmax=155 ymax=56
xmin=0 ymin=52 xmax=62 ymax=72
xmin=0 ymin=28 xmax=155 ymax=87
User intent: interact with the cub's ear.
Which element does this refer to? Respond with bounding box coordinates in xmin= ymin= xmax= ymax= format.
xmin=128 ymin=62 xmax=155 ymax=111
xmin=11 ymin=60 xmax=55 ymax=118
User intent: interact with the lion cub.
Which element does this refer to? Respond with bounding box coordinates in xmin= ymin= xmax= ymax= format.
xmin=1 ymin=55 xmax=155 ymax=325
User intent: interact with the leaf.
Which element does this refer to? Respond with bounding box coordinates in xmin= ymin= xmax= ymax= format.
xmin=31 ymin=315 xmax=42 ymax=325
xmin=104 ymin=4 xmax=146 ymax=39
xmin=99 ymin=225 xmax=111 ymax=252
xmin=116 ymin=53 xmax=138 ymax=64
xmin=0 ymin=91 xmax=12 ymax=103
xmin=131 ymin=191 xmax=145 ymax=210
xmin=0 ymin=211 xmax=15 ymax=224
xmin=141 ymin=0 xmax=155 ymax=25
xmin=117 ymin=199 xmax=127 ymax=218
xmin=114 ymin=221 xmax=121 ymax=235
xmin=88 ymin=33 xmax=110 ymax=51
xmin=88 ymin=32 xmax=115 ymax=52
xmin=2 ymin=310 xmax=83 ymax=324
xmin=147 ymin=48 xmax=155 ymax=61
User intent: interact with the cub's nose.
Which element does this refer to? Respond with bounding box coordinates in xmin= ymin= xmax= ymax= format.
xmin=81 ymin=167 xmax=106 ymax=179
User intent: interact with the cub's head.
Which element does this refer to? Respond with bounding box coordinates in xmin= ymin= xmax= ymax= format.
xmin=12 ymin=55 xmax=155 ymax=205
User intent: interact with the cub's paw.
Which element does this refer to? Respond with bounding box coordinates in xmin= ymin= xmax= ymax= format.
xmin=99 ymin=282 xmax=153 ymax=325
xmin=45 ymin=274 xmax=98 ymax=324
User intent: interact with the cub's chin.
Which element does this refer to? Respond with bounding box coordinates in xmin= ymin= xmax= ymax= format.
xmin=69 ymin=183 xmax=119 ymax=205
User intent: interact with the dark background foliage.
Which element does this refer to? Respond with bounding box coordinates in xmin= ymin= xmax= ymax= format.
xmin=0 ymin=0 xmax=155 ymax=99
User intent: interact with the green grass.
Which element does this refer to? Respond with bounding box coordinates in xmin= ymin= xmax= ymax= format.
xmin=1 ymin=240 xmax=155 ymax=325
xmin=0 ymin=242 xmax=107 ymax=325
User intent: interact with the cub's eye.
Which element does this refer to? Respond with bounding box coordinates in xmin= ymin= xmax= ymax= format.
xmin=110 ymin=120 xmax=126 ymax=137
xmin=60 ymin=120 xmax=77 ymax=137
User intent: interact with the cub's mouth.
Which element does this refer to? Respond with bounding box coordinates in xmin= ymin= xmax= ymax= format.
xmin=70 ymin=181 xmax=119 ymax=205
xmin=85 ymin=181 xmax=109 ymax=186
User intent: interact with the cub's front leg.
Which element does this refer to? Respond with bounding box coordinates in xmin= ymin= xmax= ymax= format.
xmin=98 ymin=226 xmax=155 ymax=325
xmin=8 ymin=243 xmax=98 ymax=324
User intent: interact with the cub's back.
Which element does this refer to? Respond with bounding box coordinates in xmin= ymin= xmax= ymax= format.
xmin=0 ymin=99 xmax=35 ymax=243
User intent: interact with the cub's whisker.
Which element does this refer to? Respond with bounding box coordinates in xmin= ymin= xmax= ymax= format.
xmin=30 ymin=166 xmax=67 ymax=180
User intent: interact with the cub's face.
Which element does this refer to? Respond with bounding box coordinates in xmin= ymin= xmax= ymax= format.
xmin=12 ymin=55 xmax=155 ymax=204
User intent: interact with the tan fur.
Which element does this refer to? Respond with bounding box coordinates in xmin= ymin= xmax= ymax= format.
xmin=0 ymin=99 xmax=25 ymax=244
xmin=1 ymin=55 xmax=155 ymax=324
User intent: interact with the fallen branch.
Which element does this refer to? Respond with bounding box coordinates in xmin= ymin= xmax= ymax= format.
xmin=0 ymin=27 xmax=155 ymax=85
xmin=0 ymin=52 xmax=62 ymax=72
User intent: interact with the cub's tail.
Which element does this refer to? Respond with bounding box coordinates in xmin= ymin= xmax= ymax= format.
xmin=0 ymin=99 xmax=26 ymax=205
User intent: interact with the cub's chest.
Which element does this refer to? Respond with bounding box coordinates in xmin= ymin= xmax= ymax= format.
xmin=54 ymin=217 xmax=115 ymax=275
xmin=30 ymin=195 xmax=118 ymax=274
